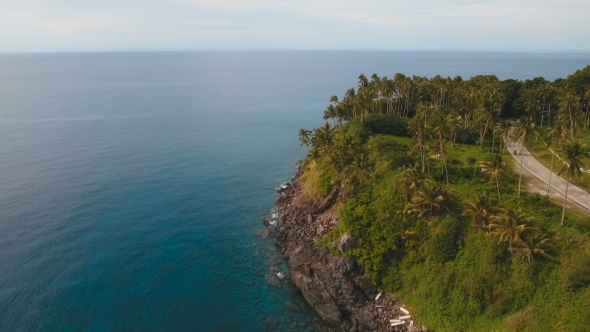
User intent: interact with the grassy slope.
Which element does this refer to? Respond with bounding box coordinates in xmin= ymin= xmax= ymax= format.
xmin=310 ymin=128 xmax=590 ymax=331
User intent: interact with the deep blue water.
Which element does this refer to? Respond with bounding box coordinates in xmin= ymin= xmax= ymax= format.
xmin=0 ymin=51 xmax=589 ymax=331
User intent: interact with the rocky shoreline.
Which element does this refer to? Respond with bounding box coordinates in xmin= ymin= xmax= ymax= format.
xmin=270 ymin=167 xmax=428 ymax=332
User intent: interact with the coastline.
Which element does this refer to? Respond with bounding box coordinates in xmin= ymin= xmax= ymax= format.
xmin=272 ymin=166 xmax=427 ymax=332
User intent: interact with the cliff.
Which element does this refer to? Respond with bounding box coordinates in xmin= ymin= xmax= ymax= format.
xmin=273 ymin=167 xmax=427 ymax=332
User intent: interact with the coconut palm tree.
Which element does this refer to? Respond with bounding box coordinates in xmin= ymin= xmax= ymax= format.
xmin=489 ymin=207 xmax=539 ymax=252
xmin=557 ymin=89 xmax=581 ymax=139
xmin=311 ymin=122 xmax=334 ymax=155
xmin=583 ymin=86 xmax=590 ymax=129
xmin=330 ymin=95 xmax=339 ymax=107
xmin=537 ymin=83 xmax=555 ymax=127
xmin=545 ymin=124 xmax=567 ymax=196
xmin=298 ymin=128 xmax=312 ymax=147
xmin=558 ymin=140 xmax=589 ymax=226
xmin=429 ymin=113 xmax=450 ymax=184
xmin=343 ymin=153 xmax=374 ymax=194
xmin=480 ymin=159 xmax=507 ymax=202
xmin=511 ymin=234 xmax=557 ymax=262
xmin=510 ymin=118 xmax=539 ymax=198
xmin=461 ymin=192 xmax=494 ymax=232
xmin=323 ymin=104 xmax=338 ymax=124
xmin=397 ymin=167 xmax=435 ymax=197
xmin=410 ymin=182 xmax=455 ymax=218
xmin=524 ymin=98 xmax=543 ymax=125
xmin=408 ymin=118 xmax=428 ymax=173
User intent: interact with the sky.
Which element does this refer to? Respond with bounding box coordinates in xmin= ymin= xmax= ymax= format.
xmin=0 ymin=0 xmax=589 ymax=52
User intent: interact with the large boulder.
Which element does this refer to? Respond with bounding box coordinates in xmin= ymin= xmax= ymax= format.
xmin=338 ymin=233 xmax=360 ymax=253
xmin=287 ymin=243 xmax=377 ymax=330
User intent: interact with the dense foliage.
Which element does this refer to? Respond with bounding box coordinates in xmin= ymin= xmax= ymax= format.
xmin=301 ymin=67 xmax=590 ymax=331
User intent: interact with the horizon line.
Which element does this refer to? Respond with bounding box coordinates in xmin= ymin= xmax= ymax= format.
xmin=2 ymin=49 xmax=590 ymax=55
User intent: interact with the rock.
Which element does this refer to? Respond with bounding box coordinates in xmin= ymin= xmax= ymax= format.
xmin=265 ymin=317 xmax=279 ymax=331
xmin=265 ymin=256 xmax=279 ymax=266
xmin=338 ymin=233 xmax=359 ymax=253
xmin=273 ymin=171 xmax=426 ymax=332
xmin=317 ymin=224 xmax=324 ymax=234
xmin=264 ymin=273 xmax=282 ymax=288
xmin=257 ymin=228 xmax=271 ymax=238
xmin=341 ymin=320 xmax=352 ymax=331
xmin=285 ymin=300 xmax=302 ymax=313
xmin=263 ymin=219 xmax=271 ymax=227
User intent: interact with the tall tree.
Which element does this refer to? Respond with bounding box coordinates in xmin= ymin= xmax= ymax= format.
xmin=461 ymin=192 xmax=494 ymax=232
xmin=298 ymin=128 xmax=312 ymax=148
xmin=510 ymin=118 xmax=539 ymax=198
xmin=410 ymin=182 xmax=455 ymax=218
xmin=537 ymin=83 xmax=555 ymax=127
xmin=489 ymin=207 xmax=539 ymax=252
xmin=481 ymin=159 xmax=507 ymax=202
xmin=511 ymin=234 xmax=557 ymax=262
xmin=545 ymin=124 xmax=566 ymax=196
xmin=557 ymin=89 xmax=581 ymax=139
xmin=430 ymin=113 xmax=450 ymax=184
xmin=409 ymin=118 xmax=428 ymax=173
xmin=558 ymin=140 xmax=589 ymax=226
xmin=583 ymin=86 xmax=590 ymax=129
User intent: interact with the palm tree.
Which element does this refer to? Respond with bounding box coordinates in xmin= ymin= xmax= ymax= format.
xmin=524 ymin=98 xmax=543 ymax=125
xmin=537 ymin=83 xmax=555 ymax=127
xmin=583 ymin=86 xmax=590 ymax=129
xmin=510 ymin=118 xmax=539 ymax=198
xmin=408 ymin=118 xmax=428 ymax=173
xmin=330 ymin=95 xmax=339 ymax=107
xmin=461 ymin=192 xmax=494 ymax=232
xmin=323 ymin=105 xmax=338 ymax=124
xmin=397 ymin=167 xmax=435 ymax=197
xmin=430 ymin=113 xmax=450 ymax=184
xmin=343 ymin=153 xmax=374 ymax=194
xmin=410 ymin=182 xmax=455 ymax=218
xmin=545 ymin=124 xmax=566 ymax=196
xmin=331 ymin=128 xmax=363 ymax=171
xmin=480 ymin=159 xmax=507 ymax=202
xmin=298 ymin=128 xmax=312 ymax=147
xmin=511 ymin=234 xmax=557 ymax=262
xmin=311 ymin=122 xmax=334 ymax=155
xmin=489 ymin=207 xmax=539 ymax=252
xmin=558 ymin=140 xmax=589 ymax=226
xmin=557 ymin=89 xmax=581 ymax=139
xmin=494 ymin=120 xmax=510 ymax=158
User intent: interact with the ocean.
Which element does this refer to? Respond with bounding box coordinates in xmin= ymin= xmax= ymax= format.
xmin=0 ymin=51 xmax=588 ymax=331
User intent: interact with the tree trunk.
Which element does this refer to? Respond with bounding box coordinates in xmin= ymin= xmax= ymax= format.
xmin=440 ymin=139 xmax=449 ymax=184
xmin=518 ymin=141 xmax=524 ymax=199
xmin=561 ymin=173 xmax=571 ymax=226
xmin=569 ymin=105 xmax=574 ymax=139
xmin=496 ymin=175 xmax=502 ymax=202
xmin=546 ymin=151 xmax=555 ymax=196
xmin=491 ymin=131 xmax=495 ymax=154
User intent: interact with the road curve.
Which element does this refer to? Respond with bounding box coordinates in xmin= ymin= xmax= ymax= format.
xmin=505 ymin=140 xmax=590 ymax=213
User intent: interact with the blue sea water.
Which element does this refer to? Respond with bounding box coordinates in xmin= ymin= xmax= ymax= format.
xmin=0 ymin=51 xmax=589 ymax=331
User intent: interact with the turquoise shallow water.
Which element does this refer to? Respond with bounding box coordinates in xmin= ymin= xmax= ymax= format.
xmin=0 ymin=51 xmax=588 ymax=331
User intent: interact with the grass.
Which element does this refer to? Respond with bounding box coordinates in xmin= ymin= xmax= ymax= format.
xmin=312 ymin=131 xmax=590 ymax=331
xmin=301 ymin=112 xmax=590 ymax=331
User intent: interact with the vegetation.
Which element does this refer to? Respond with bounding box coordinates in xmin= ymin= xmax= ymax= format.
xmin=300 ymin=67 xmax=590 ymax=331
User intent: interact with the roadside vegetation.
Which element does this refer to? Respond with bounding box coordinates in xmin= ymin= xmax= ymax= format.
xmin=300 ymin=67 xmax=590 ymax=331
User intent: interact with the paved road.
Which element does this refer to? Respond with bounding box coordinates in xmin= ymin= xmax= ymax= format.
xmin=506 ymin=140 xmax=590 ymax=212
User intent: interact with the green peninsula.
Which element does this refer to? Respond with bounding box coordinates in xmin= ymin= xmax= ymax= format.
xmin=297 ymin=67 xmax=590 ymax=331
